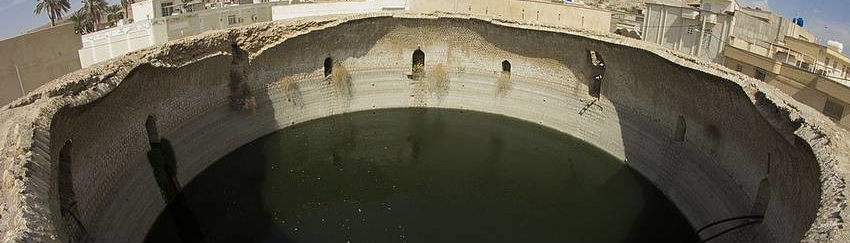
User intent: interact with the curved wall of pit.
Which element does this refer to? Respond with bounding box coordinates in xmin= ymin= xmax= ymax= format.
xmin=2 ymin=13 xmax=847 ymax=243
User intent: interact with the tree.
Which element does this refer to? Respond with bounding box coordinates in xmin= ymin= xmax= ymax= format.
xmin=68 ymin=9 xmax=93 ymax=34
xmin=105 ymin=4 xmax=123 ymax=25
xmin=120 ymin=0 xmax=133 ymax=21
xmin=34 ymin=0 xmax=71 ymax=27
xmin=82 ymin=0 xmax=108 ymax=31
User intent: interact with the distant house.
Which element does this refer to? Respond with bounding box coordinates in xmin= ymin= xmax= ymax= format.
xmin=641 ymin=0 xmax=735 ymax=63
xmin=641 ymin=0 xmax=850 ymax=128
xmin=723 ymin=7 xmax=850 ymax=127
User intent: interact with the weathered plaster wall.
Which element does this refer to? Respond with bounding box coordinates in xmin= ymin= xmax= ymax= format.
xmin=0 ymin=23 xmax=82 ymax=106
xmin=0 ymin=13 xmax=848 ymax=243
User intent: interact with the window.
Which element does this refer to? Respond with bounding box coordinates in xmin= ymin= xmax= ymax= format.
xmin=824 ymin=99 xmax=845 ymax=120
xmin=703 ymin=29 xmax=713 ymax=51
xmin=754 ymin=69 xmax=767 ymax=81
xmin=502 ymin=60 xmax=511 ymax=73
xmin=412 ymin=49 xmax=425 ymax=75
xmin=324 ymin=57 xmax=333 ymax=77
xmin=160 ymin=2 xmax=174 ymax=17
xmin=735 ymin=64 xmax=743 ymax=72
xmin=227 ymin=15 xmax=238 ymax=25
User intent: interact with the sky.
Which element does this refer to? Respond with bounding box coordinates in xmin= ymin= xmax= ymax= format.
xmin=0 ymin=0 xmax=121 ymax=40
xmin=0 ymin=0 xmax=848 ymax=53
xmin=738 ymin=0 xmax=850 ymax=53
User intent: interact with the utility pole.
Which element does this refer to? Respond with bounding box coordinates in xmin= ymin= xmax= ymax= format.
xmin=14 ymin=65 xmax=25 ymax=96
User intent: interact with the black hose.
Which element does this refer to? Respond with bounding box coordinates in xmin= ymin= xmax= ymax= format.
xmin=695 ymin=215 xmax=763 ymax=234
xmin=697 ymin=220 xmax=762 ymax=243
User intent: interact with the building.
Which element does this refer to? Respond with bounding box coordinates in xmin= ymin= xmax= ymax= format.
xmin=640 ymin=0 xmax=850 ymax=129
xmin=78 ymin=0 xmax=412 ymax=67
xmin=78 ymin=0 xmax=276 ymax=67
xmin=271 ymin=0 xmax=407 ymax=21
xmin=641 ymin=0 xmax=735 ymax=63
xmin=723 ymin=8 xmax=850 ymax=127
xmin=0 ymin=23 xmax=82 ymax=105
xmin=410 ymin=0 xmax=612 ymax=33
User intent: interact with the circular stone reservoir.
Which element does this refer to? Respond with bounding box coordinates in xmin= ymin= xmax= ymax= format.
xmin=1 ymin=13 xmax=848 ymax=243
xmin=143 ymin=108 xmax=698 ymax=243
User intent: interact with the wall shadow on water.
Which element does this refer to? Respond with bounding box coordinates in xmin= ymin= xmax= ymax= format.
xmin=144 ymin=139 xmax=204 ymax=243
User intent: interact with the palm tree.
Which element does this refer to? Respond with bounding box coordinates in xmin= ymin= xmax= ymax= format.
xmin=34 ymin=0 xmax=71 ymax=26
xmin=105 ymin=5 xmax=123 ymax=25
xmin=68 ymin=9 xmax=93 ymax=34
xmin=82 ymin=0 xmax=108 ymax=31
xmin=120 ymin=0 xmax=133 ymax=21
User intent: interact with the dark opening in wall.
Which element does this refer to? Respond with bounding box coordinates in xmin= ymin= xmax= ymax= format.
xmin=412 ymin=49 xmax=425 ymax=75
xmin=755 ymin=69 xmax=767 ymax=81
xmin=59 ymin=139 xmax=91 ymax=243
xmin=59 ymin=140 xmax=75 ymax=210
xmin=823 ymin=99 xmax=845 ymax=120
xmin=675 ymin=115 xmax=686 ymax=142
xmin=588 ymin=50 xmax=605 ymax=98
xmin=146 ymin=115 xmax=160 ymax=144
xmin=502 ymin=60 xmax=511 ymax=73
xmin=324 ymin=57 xmax=333 ymax=77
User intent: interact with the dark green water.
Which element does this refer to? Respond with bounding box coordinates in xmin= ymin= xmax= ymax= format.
xmin=144 ymin=108 xmax=698 ymax=243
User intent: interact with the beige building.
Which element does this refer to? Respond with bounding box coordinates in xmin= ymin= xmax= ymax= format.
xmin=641 ymin=0 xmax=735 ymax=63
xmin=410 ymin=0 xmax=612 ymax=33
xmin=723 ymin=8 xmax=850 ymax=128
xmin=0 ymin=23 xmax=82 ymax=105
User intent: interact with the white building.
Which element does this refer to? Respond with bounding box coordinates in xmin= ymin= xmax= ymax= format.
xmin=641 ymin=0 xmax=736 ymax=63
xmin=272 ymin=0 xmax=407 ymax=20
xmin=79 ymin=0 xmax=275 ymax=67
xmin=79 ymin=0 xmax=409 ymax=67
